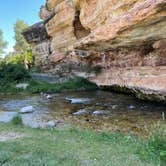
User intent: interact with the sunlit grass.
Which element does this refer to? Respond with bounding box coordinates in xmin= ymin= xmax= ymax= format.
xmin=0 ymin=123 xmax=165 ymax=166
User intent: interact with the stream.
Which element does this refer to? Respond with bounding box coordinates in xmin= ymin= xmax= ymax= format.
xmin=0 ymin=91 xmax=165 ymax=136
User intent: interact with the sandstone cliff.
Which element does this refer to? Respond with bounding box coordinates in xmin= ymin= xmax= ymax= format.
xmin=23 ymin=0 xmax=166 ymax=102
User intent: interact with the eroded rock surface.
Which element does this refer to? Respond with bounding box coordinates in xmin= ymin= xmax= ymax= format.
xmin=23 ymin=0 xmax=166 ymax=102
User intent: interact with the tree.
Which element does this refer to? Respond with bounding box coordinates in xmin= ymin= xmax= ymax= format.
xmin=14 ymin=19 xmax=30 ymax=52
xmin=0 ymin=29 xmax=8 ymax=55
xmin=5 ymin=52 xmax=24 ymax=64
xmin=13 ymin=19 xmax=34 ymax=69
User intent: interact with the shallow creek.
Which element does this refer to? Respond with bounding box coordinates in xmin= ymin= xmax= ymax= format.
xmin=0 ymin=91 xmax=165 ymax=136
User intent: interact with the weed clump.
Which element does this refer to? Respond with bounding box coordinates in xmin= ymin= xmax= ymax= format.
xmin=11 ymin=115 xmax=23 ymax=125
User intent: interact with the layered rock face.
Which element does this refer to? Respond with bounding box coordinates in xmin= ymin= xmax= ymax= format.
xmin=22 ymin=22 xmax=51 ymax=69
xmin=23 ymin=0 xmax=166 ymax=101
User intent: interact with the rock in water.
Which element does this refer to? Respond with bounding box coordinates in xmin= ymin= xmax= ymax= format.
xmin=46 ymin=121 xmax=56 ymax=127
xmin=128 ymin=105 xmax=135 ymax=110
xmin=19 ymin=106 xmax=34 ymax=114
xmin=66 ymin=97 xmax=91 ymax=104
xmin=72 ymin=109 xmax=89 ymax=115
xmin=92 ymin=110 xmax=109 ymax=115
xmin=46 ymin=94 xmax=53 ymax=99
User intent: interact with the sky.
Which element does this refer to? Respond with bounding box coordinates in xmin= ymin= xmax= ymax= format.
xmin=0 ymin=0 xmax=45 ymax=53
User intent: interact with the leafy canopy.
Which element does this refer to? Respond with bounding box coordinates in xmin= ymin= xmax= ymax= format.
xmin=14 ymin=19 xmax=30 ymax=52
xmin=0 ymin=29 xmax=8 ymax=55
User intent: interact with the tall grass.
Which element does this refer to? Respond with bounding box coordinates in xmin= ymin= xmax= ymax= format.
xmin=136 ymin=125 xmax=166 ymax=165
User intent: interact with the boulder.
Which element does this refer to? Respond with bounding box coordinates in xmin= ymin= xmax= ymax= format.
xmin=19 ymin=106 xmax=34 ymax=114
xmin=46 ymin=121 xmax=56 ymax=127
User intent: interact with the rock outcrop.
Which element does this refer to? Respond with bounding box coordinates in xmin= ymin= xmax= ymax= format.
xmin=23 ymin=0 xmax=166 ymax=102
xmin=22 ymin=22 xmax=51 ymax=69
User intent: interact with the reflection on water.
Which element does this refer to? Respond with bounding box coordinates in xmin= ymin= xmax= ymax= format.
xmin=0 ymin=91 xmax=165 ymax=135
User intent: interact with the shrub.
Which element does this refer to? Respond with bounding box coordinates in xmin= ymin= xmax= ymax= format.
xmin=0 ymin=63 xmax=30 ymax=84
xmin=11 ymin=115 xmax=23 ymax=125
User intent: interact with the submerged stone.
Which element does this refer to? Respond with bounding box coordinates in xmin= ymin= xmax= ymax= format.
xmin=19 ymin=106 xmax=34 ymax=114
xmin=112 ymin=105 xmax=118 ymax=109
xmin=66 ymin=97 xmax=91 ymax=104
xmin=128 ymin=105 xmax=136 ymax=110
xmin=92 ymin=110 xmax=110 ymax=115
xmin=46 ymin=94 xmax=54 ymax=99
xmin=73 ymin=109 xmax=90 ymax=115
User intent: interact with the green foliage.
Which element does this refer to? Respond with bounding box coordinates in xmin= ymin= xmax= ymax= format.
xmin=14 ymin=19 xmax=30 ymax=52
xmin=0 ymin=63 xmax=30 ymax=85
xmin=27 ymin=77 xmax=98 ymax=93
xmin=0 ymin=65 xmax=98 ymax=93
xmin=11 ymin=115 xmax=22 ymax=125
xmin=0 ymin=29 xmax=8 ymax=55
xmin=147 ymin=127 xmax=166 ymax=164
xmin=2 ymin=20 xmax=34 ymax=69
xmin=5 ymin=53 xmax=24 ymax=64
xmin=137 ymin=126 xmax=166 ymax=165
xmin=4 ymin=49 xmax=35 ymax=69
xmin=25 ymin=49 xmax=35 ymax=66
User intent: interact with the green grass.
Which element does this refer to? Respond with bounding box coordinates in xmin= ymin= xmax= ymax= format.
xmin=26 ymin=77 xmax=98 ymax=93
xmin=0 ymin=123 xmax=165 ymax=166
xmin=0 ymin=77 xmax=98 ymax=93
xmin=136 ymin=126 xmax=166 ymax=165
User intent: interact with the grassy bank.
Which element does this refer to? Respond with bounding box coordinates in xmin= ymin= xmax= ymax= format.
xmin=0 ymin=77 xmax=98 ymax=93
xmin=0 ymin=63 xmax=98 ymax=93
xmin=26 ymin=77 xmax=98 ymax=93
xmin=0 ymin=123 xmax=165 ymax=166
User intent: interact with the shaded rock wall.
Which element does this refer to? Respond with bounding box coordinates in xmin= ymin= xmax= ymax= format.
xmin=22 ymin=22 xmax=51 ymax=69
xmin=23 ymin=0 xmax=166 ymax=101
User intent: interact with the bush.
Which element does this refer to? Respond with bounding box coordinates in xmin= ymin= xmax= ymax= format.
xmin=0 ymin=63 xmax=30 ymax=84
xmin=5 ymin=53 xmax=24 ymax=64
xmin=11 ymin=115 xmax=23 ymax=125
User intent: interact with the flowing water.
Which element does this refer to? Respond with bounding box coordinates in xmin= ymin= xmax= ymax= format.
xmin=0 ymin=91 xmax=165 ymax=136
